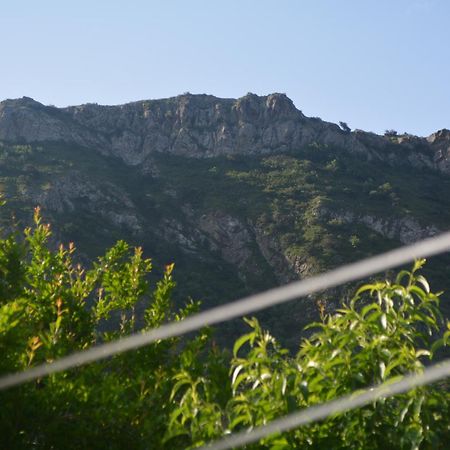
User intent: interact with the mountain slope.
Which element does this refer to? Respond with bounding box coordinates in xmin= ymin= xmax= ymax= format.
xmin=1 ymin=93 xmax=449 ymax=344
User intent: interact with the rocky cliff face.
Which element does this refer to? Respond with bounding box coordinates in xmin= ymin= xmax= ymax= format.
xmin=427 ymin=129 xmax=450 ymax=173
xmin=0 ymin=93 xmax=448 ymax=173
xmin=33 ymin=172 xmax=144 ymax=235
xmin=318 ymin=208 xmax=440 ymax=245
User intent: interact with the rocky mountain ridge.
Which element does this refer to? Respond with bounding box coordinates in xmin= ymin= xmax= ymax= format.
xmin=1 ymin=93 xmax=450 ymax=172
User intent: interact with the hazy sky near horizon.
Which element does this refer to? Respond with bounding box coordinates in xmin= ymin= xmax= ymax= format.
xmin=1 ymin=0 xmax=449 ymax=136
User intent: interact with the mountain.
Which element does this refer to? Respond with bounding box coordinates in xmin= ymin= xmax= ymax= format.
xmin=1 ymin=93 xmax=450 ymax=344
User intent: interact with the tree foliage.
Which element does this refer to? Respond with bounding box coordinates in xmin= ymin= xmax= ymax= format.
xmin=339 ymin=121 xmax=351 ymax=133
xmin=0 ymin=208 xmax=449 ymax=449
xmin=0 ymin=207 xmax=213 ymax=449
xmin=166 ymin=260 xmax=450 ymax=449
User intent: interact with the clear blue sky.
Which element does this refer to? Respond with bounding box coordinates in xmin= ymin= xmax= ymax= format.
xmin=1 ymin=0 xmax=449 ymax=136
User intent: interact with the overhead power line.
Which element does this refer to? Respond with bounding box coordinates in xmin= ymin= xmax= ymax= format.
xmin=1 ymin=231 xmax=450 ymax=390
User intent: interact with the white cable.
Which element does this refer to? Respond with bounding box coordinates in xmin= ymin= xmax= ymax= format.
xmin=199 ymin=358 xmax=450 ymax=450
xmin=1 ymin=231 xmax=450 ymax=390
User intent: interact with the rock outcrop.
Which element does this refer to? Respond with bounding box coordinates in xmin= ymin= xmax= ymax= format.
xmin=428 ymin=129 xmax=450 ymax=173
xmin=33 ymin=172 xmax=143 ymax=235
xmin=319 ymin=209 xmax=440 ymax=245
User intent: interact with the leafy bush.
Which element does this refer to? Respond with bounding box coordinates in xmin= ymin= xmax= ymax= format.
xmin=0 ymin=207 xmax=211 ymax=449
xmin=167 ymin=260 xmax=450 ymax=449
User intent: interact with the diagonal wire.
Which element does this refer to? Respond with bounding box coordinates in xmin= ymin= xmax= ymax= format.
xmin=199 ymin=358 xmax=450 ymax=450
xmin=1 ymin=231 xmax=450 ymax=391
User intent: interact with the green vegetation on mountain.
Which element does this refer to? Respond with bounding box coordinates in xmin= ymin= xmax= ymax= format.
xmin=1 ymin=211 xmax=449 ymax=449
xmin=1 ymin=138 xmax=450 ymax=344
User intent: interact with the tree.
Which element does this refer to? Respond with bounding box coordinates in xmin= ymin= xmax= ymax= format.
xmin=385 ymin=129 xmax=398 ymax=137
xmin=339 ymin=121 xmax=351 ymax=133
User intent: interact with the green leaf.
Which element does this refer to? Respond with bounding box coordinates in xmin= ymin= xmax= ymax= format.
xmin=379 ymin=361 xmax=386 ymax=380
xmin=416 ymin=275 xmax=430 ymax=293
xmin=229 ymin=415 xmax=249 ymax=429
xmin=380 ymin=313 xmax=387 ymax=330
xmin=233 ymin=332 xmax=254 ymax=356
xmin=430 ymin=338 xmax=444 ymax=357
xmin=415 ymin=349 xmax=430 ymax=359
xmin=361 ymin=303 xmax=380 ymax=318
xmin=231 ymin=364 xmax=244 ymax=386
xmin=397 ymin=398 xmax=414 ymax=425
